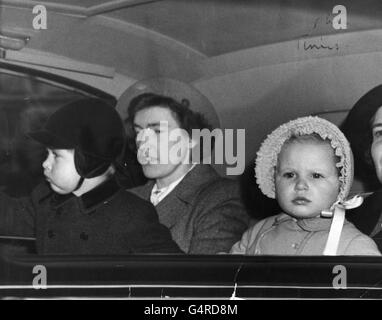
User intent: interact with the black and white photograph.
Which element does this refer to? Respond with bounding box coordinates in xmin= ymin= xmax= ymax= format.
xmin=0 ymin=0 xmax=382 ymax=304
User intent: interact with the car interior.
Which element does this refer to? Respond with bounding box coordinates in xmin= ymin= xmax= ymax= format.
xmin=1 ymin=0 xmax=382 ymax=298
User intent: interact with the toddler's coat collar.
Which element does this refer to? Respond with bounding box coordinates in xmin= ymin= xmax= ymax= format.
xmin=274 ymin=213 xmax=333 ymax=232
xmin=52 ymin=178 xmax=120 ymax=212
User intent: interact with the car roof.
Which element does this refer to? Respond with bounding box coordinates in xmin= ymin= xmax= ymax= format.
xmin=2 ymin=0 xmax=382 ymax=182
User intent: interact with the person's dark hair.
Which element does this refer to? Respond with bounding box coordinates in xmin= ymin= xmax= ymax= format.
xmin=341 ymin=85 xmax=382 ymax=190
xmin=125 ymin=93 xmax=213 ymax=159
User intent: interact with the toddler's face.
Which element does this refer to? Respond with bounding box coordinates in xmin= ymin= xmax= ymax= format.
xmin=42 ymin=148 xmax=81 ymax=194
xmin=275 ymin=141 xmax=340 ymax=219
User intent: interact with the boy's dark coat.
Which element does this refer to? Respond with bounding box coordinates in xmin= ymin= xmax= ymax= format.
xmin=0 ymin=179 xmax=181 ymax=254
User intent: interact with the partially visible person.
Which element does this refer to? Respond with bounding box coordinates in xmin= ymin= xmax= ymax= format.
xmin=231 ymin=116 xmax=380 ymax=256
xmin=0 ymin=98 xmax=181 ymax=255
xmin=342 ymin=85 xmax=382 ymax=251
xmin=126 ymin=91 xmax=250 ymax=254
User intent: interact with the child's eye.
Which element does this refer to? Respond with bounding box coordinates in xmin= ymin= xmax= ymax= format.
xmin=283 ymin=172 xmax=295 ymax=178
xmin=312 ymin=173 xmax=323 ymax=179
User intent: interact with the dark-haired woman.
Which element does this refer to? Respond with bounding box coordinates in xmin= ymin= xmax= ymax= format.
xmin=126 ymin=93 xmax=250 ymax=254
xmin=342 ymin=84 xmax=382 ymax=251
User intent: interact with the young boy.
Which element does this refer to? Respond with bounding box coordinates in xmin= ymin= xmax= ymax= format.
xmin=0 ymin=99 xmax=181 ymax=255
xmin=231 ymin=116 xmax=380 ymax=255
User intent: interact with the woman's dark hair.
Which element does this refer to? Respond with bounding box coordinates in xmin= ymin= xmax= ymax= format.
xmin=125 ymin=93 xmax=213 ymax=159
xmin=341 ymin=85 xmax=382 ymax=190
xmin=127 ymin=93 xmax=211 ymax=133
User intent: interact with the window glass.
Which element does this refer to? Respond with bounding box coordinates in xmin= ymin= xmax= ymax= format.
xmin=0 ymin=71 xmax=93 ymax=197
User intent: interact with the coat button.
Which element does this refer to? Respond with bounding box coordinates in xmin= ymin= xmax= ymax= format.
xmin=80 ymin=232 xmax=89 ymax=241
xmin=47 ymin=230 xmax=55 ymax=238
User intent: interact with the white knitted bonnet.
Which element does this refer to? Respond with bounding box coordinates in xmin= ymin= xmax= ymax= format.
xmin=255 ymin=116 xmax=354 ymax=204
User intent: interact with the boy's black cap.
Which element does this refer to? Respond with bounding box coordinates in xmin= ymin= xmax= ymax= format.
xmin=29 ymin=98 xmax=126 ymax=177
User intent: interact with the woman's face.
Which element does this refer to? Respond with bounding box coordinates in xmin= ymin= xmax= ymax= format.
xmin=133 ymin=106 xmax=192 ymax=186
xmin=371 ymin=106 xmax=382 ymax=182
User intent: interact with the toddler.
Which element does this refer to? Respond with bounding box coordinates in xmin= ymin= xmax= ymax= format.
xmin=0 ymin=99 xmax=181 ymax=254
xmin=231 ymin=116 xmax=380 ymax=255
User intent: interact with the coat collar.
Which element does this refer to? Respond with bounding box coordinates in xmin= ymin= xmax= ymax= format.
xmin=132 ymin=165 xmax=219 ymax=229
xmin=274 ymin=213 xmax=333 ymax=232
xmin=52 ymin=178 xmax=120 ymax=211
xmin=166 ymin=164 xmax=219 ymax=204
xmin=157 ymin=165 xmax=219 ymax=228
xmin=136 ymin=164 xmax=220 ymax=204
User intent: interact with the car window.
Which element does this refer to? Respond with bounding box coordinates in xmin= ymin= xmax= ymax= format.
xmin=0 ymin=69 xmax=104 ymax=196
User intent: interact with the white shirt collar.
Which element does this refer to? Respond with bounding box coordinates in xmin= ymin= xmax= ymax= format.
xmin=150 ymin=164 xmax=196 ymax=206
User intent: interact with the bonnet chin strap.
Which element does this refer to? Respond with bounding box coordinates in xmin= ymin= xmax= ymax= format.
xmin=321 ymin=195 xmax=364 ymax=256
